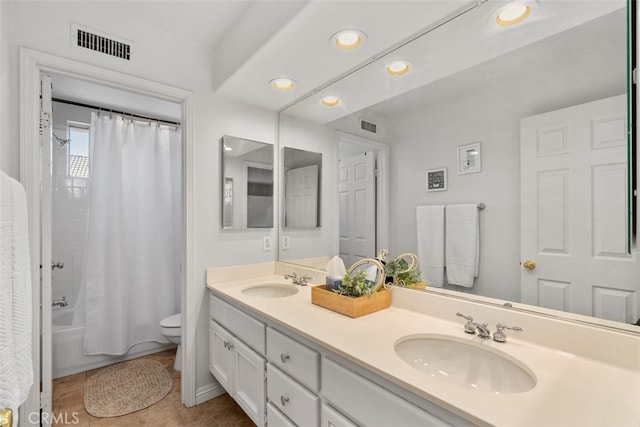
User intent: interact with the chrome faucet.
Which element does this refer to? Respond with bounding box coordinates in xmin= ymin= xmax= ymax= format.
xmin=456 ymin=312 xmax=491 ymax=339
xmin=284 ymin=272 xmax=312 ymax=286
xmin=474 ymin=322 xmax=492 ymax=339
xmin=493 ymin=323 xmax=523 ymax=343
xmin=52 ymin=296 xmax=68 ymax=308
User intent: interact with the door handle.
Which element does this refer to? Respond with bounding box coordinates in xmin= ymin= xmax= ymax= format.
xmin=51 ymin=261 xmax=64 ymax=270
xmin=522 ymin=260 xmax=536 ymax=270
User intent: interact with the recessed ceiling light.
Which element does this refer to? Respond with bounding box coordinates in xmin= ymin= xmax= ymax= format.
xmin=331 ymin=29 xmax=366 ymax=51
xmin=493 ymin=1 xmax=535 ymax=27
xmin=385 ymin=60 xmax=412 ymax=76
xmin=224 ymin=145 xmax=232 ymax=151
xmin=269 ymin=77 xmax=296 ymax=91
xmin=320 ymin=95 xmax=340 ymax=107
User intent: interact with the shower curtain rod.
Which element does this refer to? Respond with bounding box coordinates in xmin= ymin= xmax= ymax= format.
xmin=52 ymin=97 xmax=181 ymax=126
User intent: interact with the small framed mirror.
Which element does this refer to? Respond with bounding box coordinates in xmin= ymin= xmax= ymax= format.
xmin=221 ymin=135 xmax=274 ymax=229
xmin=283 ymin=147 xmax=322 ymax=228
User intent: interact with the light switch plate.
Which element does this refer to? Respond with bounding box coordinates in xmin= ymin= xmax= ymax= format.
xmin=263 ymin=236 xmax=271 ymax=251
xmin=282 ymin=235 xmax=290 ymax=250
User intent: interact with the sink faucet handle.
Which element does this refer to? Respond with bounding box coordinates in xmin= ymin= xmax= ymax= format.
xmin=493 ymin=323 xmax=523 ymax=343
xmin=456 ymin=312 xmax=477 ymax=334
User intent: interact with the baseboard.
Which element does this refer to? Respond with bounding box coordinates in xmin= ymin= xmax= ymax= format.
xmin=195 ymin=381 xmax=225 ymax=405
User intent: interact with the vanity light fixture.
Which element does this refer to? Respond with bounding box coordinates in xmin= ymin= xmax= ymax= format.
xmin=331 ymin=29 xmax=366 ymax=51
xmin=269 ymin=77 xmax=296 ymax=91
xmin=493 ymin=1 xmax=537 ymax=27
xmin=320 ymin=95 xmax=341 ymax=107
xmin=385 ymin=60 xmax=412 ymax=76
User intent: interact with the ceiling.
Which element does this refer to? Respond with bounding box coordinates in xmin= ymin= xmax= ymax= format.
xmin=89 ymin=0 xmax=625 ymax=118
xmin=92 ymin=0 xmax=476 ymax=112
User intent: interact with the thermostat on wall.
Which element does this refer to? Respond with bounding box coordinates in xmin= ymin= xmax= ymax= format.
xmin=426 ymin=168 xmax=447 ymax=192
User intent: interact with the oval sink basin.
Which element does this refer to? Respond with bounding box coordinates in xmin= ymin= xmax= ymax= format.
xmin=241 ymin=284 xmax=299 ymax=298
xmin=394 ymin=335 xmax=535 ymax=394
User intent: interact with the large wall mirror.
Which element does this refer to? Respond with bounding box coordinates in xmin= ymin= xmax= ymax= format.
xmin=278 ymin=0 xmax=639 ymax=332
xmin=221 ymin=135 xmax=274 ymax=230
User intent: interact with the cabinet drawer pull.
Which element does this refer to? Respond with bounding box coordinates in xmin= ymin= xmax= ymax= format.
xmin=280 ymin=395 xmax=290 ymax=406
xmin=280 ymin=353 xmax=290 ymax=363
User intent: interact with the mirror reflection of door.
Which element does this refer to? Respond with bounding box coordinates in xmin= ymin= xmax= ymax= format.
xmin=283 ymin=147 xmax=322 ymax=228
xmin=285 ymin=164 xmax=318 ymax=227
xmin=339 ymin=151 xmax=376 ymax=268
xmin=521 ymin=94 xmax=638 ymax=323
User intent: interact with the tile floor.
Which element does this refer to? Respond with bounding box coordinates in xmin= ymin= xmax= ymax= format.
xmin=52 ymin=350 xmax=254 ymax=426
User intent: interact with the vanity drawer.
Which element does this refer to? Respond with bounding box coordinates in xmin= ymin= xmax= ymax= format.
xmin=267 ymin=327 xmax=320 ymax=391
xmin=267 ymin=363 xmax=319 ymax=427
xmin=322 ymin=357 xmax=454 ymax=427
xmin=209 ymin=293 xmax=265 ymax=354
xmin=266 ymin=402 xmax=296 ymax=427
xmin=321 ymin=404 xmax=357 ymax=427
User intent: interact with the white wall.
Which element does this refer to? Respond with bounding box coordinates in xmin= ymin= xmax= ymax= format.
xmin=2 ymin=0 xmax=278 ymax=399
xmin=278 ymin=113 xmax=339 ymax=262
xmin=0 ymin=1 xmax=11 ymax=178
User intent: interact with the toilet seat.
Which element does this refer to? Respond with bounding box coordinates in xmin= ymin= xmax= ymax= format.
xmin=160 ymin=313 xmax=181 ymax=329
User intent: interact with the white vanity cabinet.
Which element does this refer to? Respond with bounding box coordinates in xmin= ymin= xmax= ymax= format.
xmin=209 ymin=291 xmax=470 ymax=427
xmin=323 ymin=358 xmax=462 ymax=427
xmin=266 ymin=327 xmax=320 ymax=425
xmin=209 ymin=295 xmax=267 ymax=426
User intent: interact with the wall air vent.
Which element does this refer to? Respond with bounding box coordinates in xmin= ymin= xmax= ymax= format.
xmin=71 ymin=24 xmax=134 ymax=61
xmin=360 ymin=118 xmax=377 ymax=134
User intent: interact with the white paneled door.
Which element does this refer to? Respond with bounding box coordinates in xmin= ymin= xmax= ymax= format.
xmin=521 ymin=94 xmax=639 ymax=323
xmin=338 ymin=151 xmax=376 ymax=268
xmin=285 ymin=165 xmax=319 ymax=228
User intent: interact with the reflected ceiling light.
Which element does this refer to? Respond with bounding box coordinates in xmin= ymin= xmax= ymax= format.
xmin=269 ymin=77 xmax=296 ymax=91
xmin=331 ymin=29 xmax=366 ymax=50
xmin=494 ymin=1 xmax=535 ymax=27
xmin=320 ymin=95 xmax=340 ymax=107
xmin=224 ymin=145 xmax=232 ymax=151
xmin=385 ymin=60 xmax=412 ymax=76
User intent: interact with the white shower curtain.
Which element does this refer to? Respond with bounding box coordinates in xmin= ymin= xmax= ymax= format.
xmin=83 ymin=113 xmax=181 ymax=355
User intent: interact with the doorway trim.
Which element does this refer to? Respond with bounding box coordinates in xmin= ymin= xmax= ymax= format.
xmin=18 ymin=48 xmax=197 ymax=418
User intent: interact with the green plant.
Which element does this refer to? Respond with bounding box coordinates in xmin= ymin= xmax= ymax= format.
xmin=333 ymin=270 xmax=374 ymax=297
xmin=384 ymin=258 xmax=422 ymax=287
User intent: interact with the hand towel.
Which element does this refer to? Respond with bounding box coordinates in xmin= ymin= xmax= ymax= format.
xmin=416 ymin=206 xmax=445 ymax=287
xmin=0 ymin=171 xmax=33 ymax=425
xmin=445 ymin=204 xmax=479 ymax=288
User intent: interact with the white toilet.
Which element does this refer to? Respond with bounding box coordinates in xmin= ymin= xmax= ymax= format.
xmin=160 ymin=313 xmax=182 ymax=371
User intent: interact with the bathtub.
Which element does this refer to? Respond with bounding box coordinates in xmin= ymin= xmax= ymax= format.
xmin=52 ymin=308 xmax=174 ymax=379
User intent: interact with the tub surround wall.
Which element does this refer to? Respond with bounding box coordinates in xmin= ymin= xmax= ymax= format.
xmin=206 ymin=262 xmax=640 ymax=426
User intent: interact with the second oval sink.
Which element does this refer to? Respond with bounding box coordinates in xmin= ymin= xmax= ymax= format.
xmin=394 ymin=335 xmax=535 ymax=394
xmin=241 ymin=284 xmax=299 ymax=298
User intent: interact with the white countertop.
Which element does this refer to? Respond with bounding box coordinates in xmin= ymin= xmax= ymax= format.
xmin=206 ymin=270 xmax=640 ymax=427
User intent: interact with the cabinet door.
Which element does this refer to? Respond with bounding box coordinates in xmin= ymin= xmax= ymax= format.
xmin=210 ymin=320 xmax=233 ymax=393
xmin=233 ymin=338 xmax=266 ymax=426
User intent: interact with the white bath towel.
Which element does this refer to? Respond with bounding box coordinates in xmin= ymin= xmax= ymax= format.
xmin=0 ymin=171 xmax=33 ymax=425
xmin=445 ymin=204 xmax=479 ymax=288
xmin=416 ymin=205 xmax=445 ymax=287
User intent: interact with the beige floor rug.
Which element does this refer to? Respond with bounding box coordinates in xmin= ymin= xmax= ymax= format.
xmin=84 ymin=359 xmax=173 ymax=417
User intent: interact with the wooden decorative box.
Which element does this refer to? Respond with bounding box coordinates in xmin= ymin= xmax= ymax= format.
xmin=311 ymin=285 xmax=391 ymax=318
